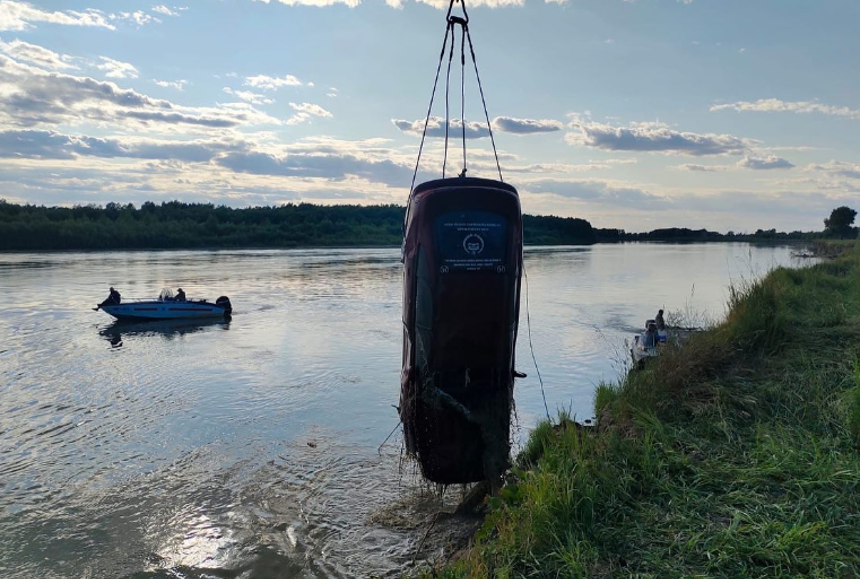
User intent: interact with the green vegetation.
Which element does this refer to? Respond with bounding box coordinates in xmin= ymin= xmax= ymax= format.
xmin=432 ymin=241 xmax=860 ymax=578
xmin=825 ymin=206 xmax=858 ymax=239
xmin=1 ymin=200 xmax=854 ymax=250
xmin=0 ymin=200 xmax=597 ymax=250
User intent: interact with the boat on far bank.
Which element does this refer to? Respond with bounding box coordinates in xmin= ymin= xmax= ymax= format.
xmin=631 ymin=317 xmax=701 ymax=368
xmin=95 ymin=288 xmax=232 ymax=321
xmin=631 ymin=319 xmax=666 ymax=367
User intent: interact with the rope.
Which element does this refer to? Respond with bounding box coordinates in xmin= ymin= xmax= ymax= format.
xmin=465 ymin=26 xmax=503 ymax=182
xmin=460 ymin=25 xmax=467 ymax=176
xmin=523 ymin=260 xmax=551 ymax=421
xmin=406 ymin=0 xmax=504 ymax=198
xmin=442 ymin=22 xmax=455 ymax=179
xmin=408 ymin=21 xmax=452 ymax=199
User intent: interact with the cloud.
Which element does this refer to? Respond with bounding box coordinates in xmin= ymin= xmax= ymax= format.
xmin=0 ymin=129 xmax=243 ymax=162
xmin=111 ymin=10 xmax=159 ymax=26
xmin=0 ymin=38 xmax=77 ymax=69
xmin=285 ymin=102 xmax=332 ymax=125
xmin=216 ymin=150 xmax=411 ymax=186
xmin=152 ymin=5 xmax=181 ymax=17
xmin=154 ymin=79 xmax=189 ymax=91
xmin=566 ymin=116 xmax=748 ymax=156
xmin=0 ymin=1 xmax=115 ymax=31
xmin=223 ymin=87 xmax=273 ymax=105
xmin=738 ymin=155 xmax=794 ymax=170
xmin=526 ymin=178 xmax=669 ymax=209
xmin=392 ymin=116 xmax=490 ymax=139
xmin=807 ymin=160 xmax=860 ymax=180
xmin=244 ymin=73 xmax=306 ymax=90
xmin=235 ymin=0 xmax=532 ymax=7
xmin=0 ymin=54 xmax=282 ymax=130
xmin=97 ymin=56 xmax=139 ymax=79
xmin=710 ymin=98 xmax=860 ymax=120
xmin=0 ymin=128 xmax=419 ymax=193
xmin=673 ymin=163 xmax=729 ymax=172
xmin=491 ymin=116 xmax=563 ymax=134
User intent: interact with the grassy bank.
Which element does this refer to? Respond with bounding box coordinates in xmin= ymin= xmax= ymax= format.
xmin=431 ymin=241 xmax=860 ymax=578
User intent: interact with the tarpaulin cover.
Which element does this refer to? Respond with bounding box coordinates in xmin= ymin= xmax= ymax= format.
xmin=400 ymin=177 xmax=523 ymax=484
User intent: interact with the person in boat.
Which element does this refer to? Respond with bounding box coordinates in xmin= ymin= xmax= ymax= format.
xmin=107 ymin=287 xmax=121 ymax=305
xmin=655 ymin=309 xmax=666 ymax=331
xmin=643 ymin=322 xmax=658 ymax=348
xmin=176 ymin=288 xmax=186 ymax=302
xmin=95 ymin=287 xmax=121 ymax=310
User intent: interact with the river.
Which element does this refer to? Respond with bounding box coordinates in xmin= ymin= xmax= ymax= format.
xmin=0 ymin=243 xmax=807 ymax=578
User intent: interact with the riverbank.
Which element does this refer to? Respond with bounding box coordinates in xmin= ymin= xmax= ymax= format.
xmin=430 ymin=241 xmax=860 ymax=577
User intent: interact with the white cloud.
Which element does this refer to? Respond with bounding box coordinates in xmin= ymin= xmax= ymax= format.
xmin=154 ymin=79 xmax=189 ymax=91
xmin=0 ymin=54 xmax=282 ymax=130
xmin=673 ymin=163 xmax=730 ymax=172
xmin=286 ymin=102 xmax=332 ymax=125
xmin=0 ymin=129 xmax=245 ymax=162
xmin=710 ymin=98 xmax=860 ymax=120
xmin=244 ymin=73 xmax=306 ymax=90
xmin=97 ymin=56 xmax=139 ymax=79
xmin=0 ymin=0 xmax=114 ymax=31
xmin=229 ymin=0 xmax=574 ymax=9
xmin=738 ymin=155 xmax=794 ymax=170
xmin=152 ymin=5 xmax=180 ymax=17
xmin=566 ymin=116 xmax=748 ymax=156
xmin=504 ymin=159 xmax=637 ymax=174
xmin=526 ymin=178 xmax=669 ymax=209
xmin=491 ymin=116 xmax=563 ymax=134
xmin=0 ymin=38 xmax=76 ymax=69
xmin=807 ymin=160 xmax=860 ymax=180
xmin=392 ymin=116 xmax=490 ymax=139
xmin=223 ymin=87 xmax=273 ymax=105
xmin=111 ymin=10 xmax=159 ymax=26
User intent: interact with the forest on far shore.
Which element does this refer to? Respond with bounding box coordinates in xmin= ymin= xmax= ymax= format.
xmin=0 ymin=199 xmax=851 ymax=251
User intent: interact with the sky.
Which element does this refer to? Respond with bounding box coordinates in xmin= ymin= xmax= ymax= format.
xmin=0 ymin=0 xmax=858 ymax=232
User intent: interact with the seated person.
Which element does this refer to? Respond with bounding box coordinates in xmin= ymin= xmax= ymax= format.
xmin=97 ymin=287 xmax=121 ymax=310
xmin=176 ymin=288 xmax=186 ymax=302
xmin=643 ymin=322 xmax=658 ymax=348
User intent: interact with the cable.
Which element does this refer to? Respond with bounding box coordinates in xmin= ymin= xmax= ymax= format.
xmin=442 ymin=23 xmax=455 ymax=178
xmin=460 ymin=25 xmax=467 ymax=176
xmin=408 ymin=21 xmax=453 ymax=200
xmin=523 ymin=260 xmax=550 ymax=421
xmin=464 ymin=27 xmax=503 ymax=182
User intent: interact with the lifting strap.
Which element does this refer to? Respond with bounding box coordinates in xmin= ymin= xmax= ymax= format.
xmin=407 ymin=0 xmax=504 ymax=201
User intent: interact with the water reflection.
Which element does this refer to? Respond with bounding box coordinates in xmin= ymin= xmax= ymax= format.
xmin=0 ymin=244 xmax=809 ymax=578
xmin=99 ymin=319 xmax=231 ymax=348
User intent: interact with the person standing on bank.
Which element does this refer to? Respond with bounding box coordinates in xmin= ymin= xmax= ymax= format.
xmin=655 ymin=309 xmax=665 ymax=331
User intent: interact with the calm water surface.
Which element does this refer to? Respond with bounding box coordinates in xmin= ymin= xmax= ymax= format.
xmin=0 ymin=244 xmax=807 ymax=578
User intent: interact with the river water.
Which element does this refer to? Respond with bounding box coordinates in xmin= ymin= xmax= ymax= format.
xmin=0 ymin=243 xmax=806 ymax=578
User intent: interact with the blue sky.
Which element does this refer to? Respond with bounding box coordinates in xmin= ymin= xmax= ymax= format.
xmin=0 ymin=0 xmax=858 ymax=232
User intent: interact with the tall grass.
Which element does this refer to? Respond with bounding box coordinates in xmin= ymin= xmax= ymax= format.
xmin=427 ymin=241 xmax=860 ymax=578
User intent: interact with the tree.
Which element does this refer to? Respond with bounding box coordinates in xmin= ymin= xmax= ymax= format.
xmin=824 ymin=206 xmax=857 ymax=239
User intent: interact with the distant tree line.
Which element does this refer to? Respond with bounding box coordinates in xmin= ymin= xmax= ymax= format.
xmin=595 ymin=227 xmax=821 ymax=243
xmin=0 ymin=200 xmax=601 ymax=250
xmin=0 ymin=200 xmax=853 ymax=251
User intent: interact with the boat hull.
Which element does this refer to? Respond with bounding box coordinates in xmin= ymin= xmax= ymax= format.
xmin=100 ymin=302 xmax=229 ymax=321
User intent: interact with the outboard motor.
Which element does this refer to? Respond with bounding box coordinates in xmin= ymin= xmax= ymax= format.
xmin=215 ymin=296 xmax=233 ymax=316
xmin=400 ymin=177 xmax=523 ymax=484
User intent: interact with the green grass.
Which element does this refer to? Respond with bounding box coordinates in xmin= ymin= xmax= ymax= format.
xmin=426 ymin=241 xmax=860 ymax=578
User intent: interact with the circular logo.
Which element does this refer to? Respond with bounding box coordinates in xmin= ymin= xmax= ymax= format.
xmin=462 ymin=234 xmax=485 ymax=255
